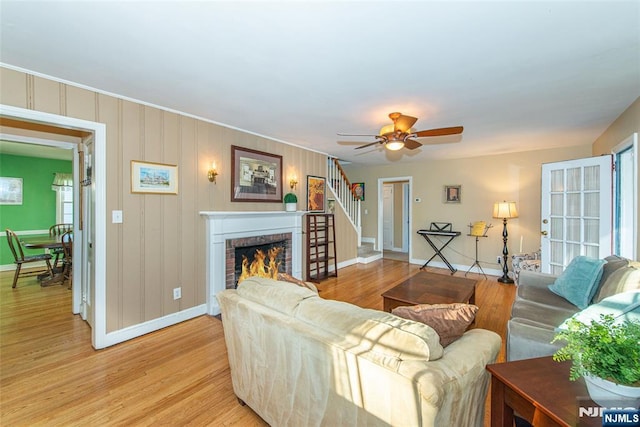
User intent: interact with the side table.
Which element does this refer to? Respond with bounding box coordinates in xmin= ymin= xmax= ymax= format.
xmin=486 ymin=356 xmax=601 ymax=427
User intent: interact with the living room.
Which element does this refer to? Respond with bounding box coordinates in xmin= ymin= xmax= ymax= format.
xmin=1 ymin=1 xmax=638 ymax=425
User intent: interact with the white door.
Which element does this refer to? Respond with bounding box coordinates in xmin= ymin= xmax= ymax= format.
xmin=540 ymin=155 xmax=613 ymax=274
xmin=383 ymin=184 xmax=394 ymax=250
xmin=80 ymin=140 xmax=94 ymax=326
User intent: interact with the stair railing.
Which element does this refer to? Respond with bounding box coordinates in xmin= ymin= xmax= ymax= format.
xmin=327 ymin=157 xmax=361 ymax=246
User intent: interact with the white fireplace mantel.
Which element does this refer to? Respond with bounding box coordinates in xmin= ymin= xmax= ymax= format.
xmin=200 ymin=211 xmax=306 ymax=315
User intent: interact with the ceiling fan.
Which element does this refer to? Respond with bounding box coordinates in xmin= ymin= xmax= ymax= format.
xmin=338 ymin=112 xmax=463 ymax=151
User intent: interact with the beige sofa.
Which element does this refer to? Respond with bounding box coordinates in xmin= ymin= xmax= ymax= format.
xmin=217 ymin=277 xmax=501 ymax=427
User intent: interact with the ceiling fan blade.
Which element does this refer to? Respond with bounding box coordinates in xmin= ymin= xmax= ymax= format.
xmin=403 ymin=139 xmax=422 ymax=150
xmin=354 ymin=141 xmax=383 ymax=150
xmin=414 ymin=126 xmax=464 ymax=137
xmin=337 ymin=132 xmax=379 ymax=137
xmin=394 ymin=114 xmax=418 ymax=133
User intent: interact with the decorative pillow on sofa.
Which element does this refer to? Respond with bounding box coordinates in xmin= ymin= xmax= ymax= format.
xmin=594 ymin=264 xmax=640 ymax=303
xmin=392 ymin=303 xmax=478 ymax=346
xmin=548 ymin=256 xmax=606 ymax=309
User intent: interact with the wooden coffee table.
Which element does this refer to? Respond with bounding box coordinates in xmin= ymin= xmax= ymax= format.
xmin=381 ymin=271 xmax=477 ymax=312
xmin=487 ymin=356 xmax=601 ymax=427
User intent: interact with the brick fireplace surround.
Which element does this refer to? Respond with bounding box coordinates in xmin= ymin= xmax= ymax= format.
xmin=200 ymin=211 xmax=305 ymax=315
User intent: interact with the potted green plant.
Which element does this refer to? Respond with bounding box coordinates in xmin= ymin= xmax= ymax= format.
xmin=551 ymin=314 xmax=640 ymax=407
xmin=284 ymin=192 xmax=298 ymax=212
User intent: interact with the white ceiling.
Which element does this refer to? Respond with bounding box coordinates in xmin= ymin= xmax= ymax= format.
xmin=0 ymin=140 xmax=73 ymax=160
xmin=1 ymin=1 xmax=638 ymax=165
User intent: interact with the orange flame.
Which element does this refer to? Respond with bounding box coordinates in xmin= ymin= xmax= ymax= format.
xmin=238 ymin=247 xmax=283 ymax=284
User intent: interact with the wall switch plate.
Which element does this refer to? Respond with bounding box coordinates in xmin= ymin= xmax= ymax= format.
xmin=112 ymin=210 xmax=123 ymax=223
xmin=173 ymin=287 xmax=181 ymax=300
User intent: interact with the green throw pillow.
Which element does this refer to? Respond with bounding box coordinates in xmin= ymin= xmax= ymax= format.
xmin=548 ymin=256 xmax=606 ymax=309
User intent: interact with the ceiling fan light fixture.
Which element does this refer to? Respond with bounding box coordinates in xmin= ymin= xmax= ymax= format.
xmin=385 ymin=140 xmax=405 ymax=151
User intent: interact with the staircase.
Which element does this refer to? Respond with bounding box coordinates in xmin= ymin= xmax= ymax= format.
xmin=326 ymin=157 xmax=362 ymax=246
xmin=357 ymin=241 xmax=383 ymax=264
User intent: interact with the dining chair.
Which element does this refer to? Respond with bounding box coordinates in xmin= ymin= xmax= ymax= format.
xmin=5 ymin=229 xmax=54 ymax=288
xmin=60 ymin=230 xmax=73 ymax=289
xmin=49 ymin=223 xmax=73 ymax=268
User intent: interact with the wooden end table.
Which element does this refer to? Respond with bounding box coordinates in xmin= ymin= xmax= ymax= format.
xmin=487 ymin=356 xmax=601 ymax=427
xmin=381 ymin=271 xmax=476 ymax=312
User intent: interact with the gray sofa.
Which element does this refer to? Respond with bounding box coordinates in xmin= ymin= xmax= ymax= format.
xmin=507 ymin=255 xmax=640 ymax=361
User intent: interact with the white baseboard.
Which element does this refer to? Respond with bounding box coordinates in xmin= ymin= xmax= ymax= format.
xmin=410 ymin=258 xmax=502 ymax=277
xmin=337 ymin=258 xmax=358 ymax=269
xmin=98 ymin=304 xmax=208 ymax=349
xmin=357 ymin=253 xmax=383 ymax=264
xmin=360 ymin=237 xmax=375 ymax=245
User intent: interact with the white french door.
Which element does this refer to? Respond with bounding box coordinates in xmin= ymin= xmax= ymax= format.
xmin=540 ymin=155 xmax=613 ymax=274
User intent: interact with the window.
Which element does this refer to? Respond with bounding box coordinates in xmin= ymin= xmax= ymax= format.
xmin=613 ymin=134 xmax=637 ymax=259
xmin=58 ymin=186 xmax=73 ymax=224
xmin=52 ymin=172 xmax=73 ymax=224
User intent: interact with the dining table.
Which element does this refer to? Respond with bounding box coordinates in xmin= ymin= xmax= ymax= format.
xmin=21 ymin=235 xmax=64 ymax=250
xmin=21 ymin=235 xmax=67 ymax=286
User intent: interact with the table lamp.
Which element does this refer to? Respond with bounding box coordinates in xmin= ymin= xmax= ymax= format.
xmin=493 ymin=201 xmax=518 ymax=284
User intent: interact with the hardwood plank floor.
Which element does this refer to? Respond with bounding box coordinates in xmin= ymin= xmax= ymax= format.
xmin=1 ymin=260 xmax=515 ymax=426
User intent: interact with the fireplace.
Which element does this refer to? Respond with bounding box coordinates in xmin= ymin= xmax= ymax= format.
xmin=227 ymin=233 xmax=291 ymax=289
xmin=200 ymin=211 xmax=305 ymax=315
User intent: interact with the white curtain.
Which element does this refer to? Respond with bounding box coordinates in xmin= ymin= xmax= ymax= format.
xmin=51 ymin=173 xmax=73 ymax=190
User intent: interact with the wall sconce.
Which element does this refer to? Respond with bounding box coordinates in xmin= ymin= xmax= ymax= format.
xmin=208 ymin=163 xmax=218 ymax=184
xmin=289 ymin=177 xmax=298 ymax=190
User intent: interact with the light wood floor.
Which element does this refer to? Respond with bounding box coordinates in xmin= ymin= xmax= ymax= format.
xmin=0 ymin=260 xmax=515 ymax=426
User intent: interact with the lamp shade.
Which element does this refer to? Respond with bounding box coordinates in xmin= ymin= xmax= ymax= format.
xmin=493 ymin=201 xmax=518 ymax=219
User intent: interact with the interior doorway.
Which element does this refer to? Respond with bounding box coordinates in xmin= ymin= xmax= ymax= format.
xmin=0 ymin=134 xmax=82 ymax=312
xmin=378 ymin=177 xmax=411 ymax=262
xmin=1 ymin=104 xmax=107 ymax=349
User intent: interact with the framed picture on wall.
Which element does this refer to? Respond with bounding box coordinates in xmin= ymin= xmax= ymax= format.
xmin=0 ymin=177 xmax=23 ymax=205
xmin=307 ymin=175 xmax=326 ymax=212
xmin=352 ymin=182 xmax=365 ymax=201
xmin=444 ymin=185 xmax=461 ymax=203
xmin=231 ymin=145 xmax=283 ymax=202
xmin=131 ymin=161 xmax=178 ymax=194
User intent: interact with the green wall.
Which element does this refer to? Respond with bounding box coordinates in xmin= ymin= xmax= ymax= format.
xmin=0 ymin=154 xmax=72 ymax=266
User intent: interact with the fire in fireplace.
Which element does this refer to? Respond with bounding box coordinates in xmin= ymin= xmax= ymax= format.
xmin=234 ymin=241 xmax=287 ymax=287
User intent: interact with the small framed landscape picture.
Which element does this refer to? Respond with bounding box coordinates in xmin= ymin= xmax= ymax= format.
xmin=0 ymin=177 xmax=23 ymax=205
xmin=131 ymin=160 xmax=178 ymax=194
xmin=444 ymin=185 xmax=461 ymax=203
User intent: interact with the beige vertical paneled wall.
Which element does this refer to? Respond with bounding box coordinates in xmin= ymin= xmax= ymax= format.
xmin=344 ymin=145 xmax=593 ymax=271
xmin=0 ymin=66 xmax=339 ymax=334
